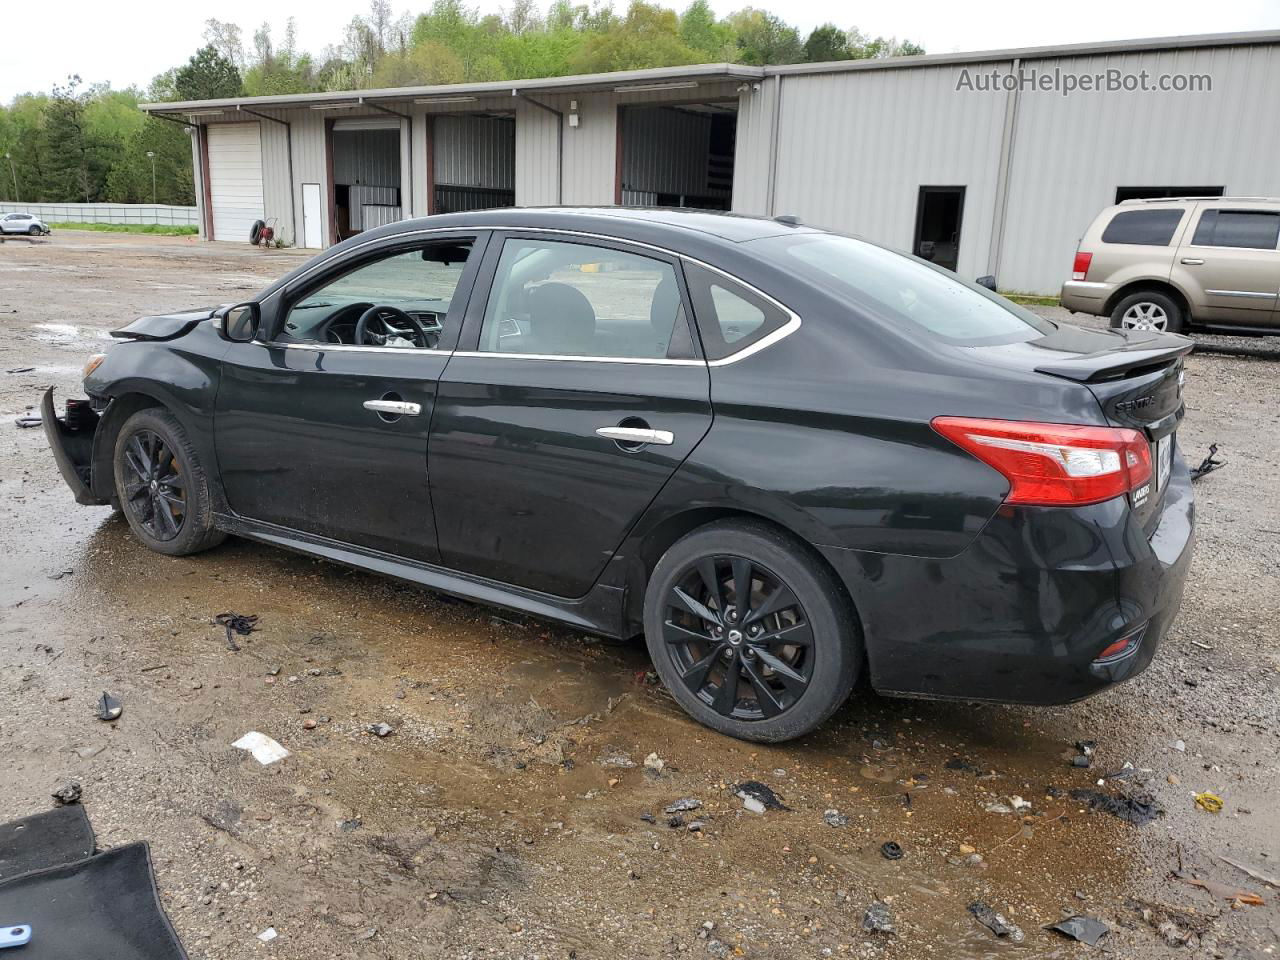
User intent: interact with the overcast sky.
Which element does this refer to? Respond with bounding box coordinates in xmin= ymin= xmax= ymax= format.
xmin=4 ymin=0 xmax=1276 ymax=101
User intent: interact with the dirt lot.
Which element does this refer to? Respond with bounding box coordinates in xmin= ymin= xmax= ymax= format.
xmin=1 ymin=231 xmax=1278 ymax=959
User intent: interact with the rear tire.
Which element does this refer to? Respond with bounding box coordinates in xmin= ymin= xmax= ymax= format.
xmin=643 ymin=520 xmax=861 ymax=743
xmin=113 ymin=408 xmax=225 ymax=556
xmin=1110 ymin=290 xmax=1184 ymax=334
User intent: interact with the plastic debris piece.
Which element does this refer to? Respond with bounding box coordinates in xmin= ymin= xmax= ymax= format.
xmin=97 ymin=692 xmax=123 ymax=722
xmin=14 ymin=415 xmax=41 ymax=428
xmin=368 ymin=722 xmax=394 ymax=738
xmin=1194 ymin=791 xmax=1223 ymax=814
xmin=1048 ymin=915 xmax=1110 ymax=946
xmin=880 ymin=841 xmax=903 ymax=860
xmin=734 ymin=781 xmax=788 ymax=811
xmin=862 ymin=901 xmax=894 ymax=935
xmin=1069 ymin=788 xmax=1163 ymax=826
xmin=664 ymin=797 xmax=701 ymax=814
xmin=968 ymin=902 xmax=1025 ymax=942
xmin=232 ymin=731 xmax=290 ymax=765
xmin=1219 ymin=856 xmax=1280 ymax=889
xmin=214 ymin=612 xmax=259 ymax=652
xmin=1189 ymin=443 xmax=1225 ymax=481
xmin=256 ymin=927 xmax=278 ymax=943
xmin=823 ymin=809 xmax=848 ymax=828
xmin=51 ymin=781 xmax=82 ymax=806
xmin=741 ymin=796 xmax=766 ymax=815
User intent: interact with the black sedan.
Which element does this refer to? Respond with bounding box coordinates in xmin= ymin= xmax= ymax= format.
xmin=43 ymin=208 xmax=1195 ymax=742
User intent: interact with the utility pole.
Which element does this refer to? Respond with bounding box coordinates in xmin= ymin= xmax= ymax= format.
xmin=146 ymin=151 xmax=157 ymax=204
xmin=3 ymin=153 xmax=17 ymax=203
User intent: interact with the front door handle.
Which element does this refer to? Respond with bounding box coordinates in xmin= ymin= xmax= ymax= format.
xmin=596 ymin=426 xmax=674 ymax=446
xmin=1180 ymin=257 xmax=1205 ymax=265
xmin=363 ymin=399 xmax=421 ymax=416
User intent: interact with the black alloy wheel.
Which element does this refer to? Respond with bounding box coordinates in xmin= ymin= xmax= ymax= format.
xmin=663 ymin=555 xmax=815 ymax=721
xmin=120 ymin=428 xmax=187 ymax=541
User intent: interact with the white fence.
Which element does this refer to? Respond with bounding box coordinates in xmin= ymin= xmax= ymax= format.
xmin=0 ymin=202 xmax=198 ymax=227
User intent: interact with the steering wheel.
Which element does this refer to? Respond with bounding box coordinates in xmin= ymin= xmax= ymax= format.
xmin=354 ymin=305 xmax=433 ymax=348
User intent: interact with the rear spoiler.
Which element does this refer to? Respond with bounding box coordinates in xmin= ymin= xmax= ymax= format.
xmin=1035 ymin=339 xmax=1193 ymax=383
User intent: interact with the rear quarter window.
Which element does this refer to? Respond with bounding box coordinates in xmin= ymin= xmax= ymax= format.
xmin=1191 ymin=209 xmax=1280 ymax=250
xmin=1100 ymin=209 xmax=1184 ymax=245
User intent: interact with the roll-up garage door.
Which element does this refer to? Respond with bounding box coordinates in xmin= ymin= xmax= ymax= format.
xmin=207 ymin=123 xmax=265 ymax=242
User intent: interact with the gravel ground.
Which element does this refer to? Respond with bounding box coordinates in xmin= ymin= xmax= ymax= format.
xmin=1 ymin=232 xmax=1278 ymax=959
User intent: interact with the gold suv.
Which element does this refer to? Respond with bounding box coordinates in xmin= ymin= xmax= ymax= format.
xmin=1061 ymin=198 xmax=1280 ymax=334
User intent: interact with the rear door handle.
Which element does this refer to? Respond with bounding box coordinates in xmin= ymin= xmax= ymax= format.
xmin=1180 ymin=258 xmax=1205 ymax=265
xmin=363 ymin=400 xmax=421 ymax=416
xmin=595 ymin=426 xmax=674 ymax=446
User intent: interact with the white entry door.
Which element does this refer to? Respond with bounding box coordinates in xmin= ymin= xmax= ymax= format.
xmin=302 ymin=183 xmax=323 ymax=249
xmin=206 ymin=123 xmax=264 ymax=243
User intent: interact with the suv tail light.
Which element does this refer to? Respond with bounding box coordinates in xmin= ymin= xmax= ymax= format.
xmin=932 ymin=417 xmax=1152 ymax=507
xmin=1071 ymin=252 xmax=1093 ymax=281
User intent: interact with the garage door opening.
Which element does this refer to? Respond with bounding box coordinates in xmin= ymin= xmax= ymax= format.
xmin=617 ymin=103 xmax=737 ymax=210
xmin=430 ymin=114 xmax=515 ymax=214
xmin=330 ymin=119 xmax=404 ymax=242
xmin=913 ymin=185 xmax=966 ymax=273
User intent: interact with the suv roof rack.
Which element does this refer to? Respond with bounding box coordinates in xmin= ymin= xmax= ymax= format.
xmin=1120 ymin=196 xmax=1280 ymax=204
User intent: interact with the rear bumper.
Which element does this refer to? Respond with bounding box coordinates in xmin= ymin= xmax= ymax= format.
xmin=42 ymin=388 xmax=108 ymax=506
xmin=821 ymin=454 xmax=1195 ymax=704
xmin=1060 ymin=280 xmax=1112 ymax=315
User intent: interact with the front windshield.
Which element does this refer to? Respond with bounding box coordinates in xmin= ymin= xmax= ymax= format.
xmin=750 ymin=233 xmax=1054 ymax=345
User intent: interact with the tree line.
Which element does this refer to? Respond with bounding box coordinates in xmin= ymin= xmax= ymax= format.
xmin=0 ymin=0 xmax=922 ymax=206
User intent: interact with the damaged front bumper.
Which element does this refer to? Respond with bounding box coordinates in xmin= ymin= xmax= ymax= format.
xmin=41 ymin=387 xmax=108 ymax=506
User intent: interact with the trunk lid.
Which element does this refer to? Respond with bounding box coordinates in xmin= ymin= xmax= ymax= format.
xmin=963 ymin=323 xmax=1191 ymax=532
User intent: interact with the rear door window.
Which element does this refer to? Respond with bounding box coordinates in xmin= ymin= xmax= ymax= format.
xmin=1101 ymin=209 xmax=1184 ymax=245
xmin=1191 ymin=209 xmax=1280 ymax=250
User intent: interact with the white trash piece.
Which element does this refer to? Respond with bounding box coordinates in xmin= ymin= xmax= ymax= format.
xmin=256 ymin=927 xmax=278 ymax=943
xmin=233 ymin=732 xmax=290 ymax=766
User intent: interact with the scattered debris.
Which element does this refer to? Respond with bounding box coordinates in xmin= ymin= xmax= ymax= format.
xmin=1194 ymin=791 xmax=1223 ymax=814
xmin=741 ymin=796 xmax=766 ymax=815
xmin=639 ymin=812 xmax=657 ymax=824
xmin=643 ymin=752 xmax=665 ymax=777
xmin=1047 ymin=915 xmax=1110 ymax=946
xmin=232 ymin=731 xmax=290 ymax=765
xmin=51 ymin=781 xmax=82 ymax=806
xmin=968 ymin=902 xmax=1025 ymax=942
xmin=664 ymin=798 xmax=701 ymax=814
xmin=823 ymin=809 xmax=848 ymax=828
xmin=686 ymin=820 xmax=705 ymax=832
xmin=96 ymin=692 xmax=123 ymax=721
xmin=1219 ymin=855 xmax=1280 ymax=889
xmin=6 ymin=366 xmax=35 ymax=374
xmin=734 ymin=781 xmax=788 ymax=811
xmin=945 ymin=757 xmax=981 ymax=774
xmin=368 ymin=722 xmax=394 ymax=738
xmin=256 ymin=927 xmax=278 ymax=943
xmin=1189 ymin=443 xmax=1225 ymax=482
xmin=15 ymin=414 xmax=41 ymax=428
xmin=880 ymin=841 xmax=903 ymax=860
xmin=1173 ymin=739 xmax=1186 ymax=752
xmin=338 ymin=819 xmax=362 ymax=833
xmin=599 ymin=752 xmax=637 ymax=768
xmin=1069 ymin=788 xmax=1163 ymax=826
xmin=214 ymin=612 xmax=259 ymax=652
xmin=862 ymin=901 xmax=894 ymax=935
xmin=47 ymin=568 xmax=74 ymax=580
xmin=1132 ymin=899 xmax=1212 ymax=949
xmin=1174 ymin=872 xmax=1265 ymax=906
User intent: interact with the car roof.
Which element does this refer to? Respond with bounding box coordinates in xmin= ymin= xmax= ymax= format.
xmin=1117 ymin=196 xmax=1280 ymax=206
xmin=363 ymin=207 xmax=826 ymax=246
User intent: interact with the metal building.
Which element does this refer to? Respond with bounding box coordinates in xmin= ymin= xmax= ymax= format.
xmin=142 ymin=29 xmax=1280 ymax=295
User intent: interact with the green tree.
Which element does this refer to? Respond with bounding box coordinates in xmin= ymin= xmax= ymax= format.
xmin=803 ymin=24 xmax=849 ymax=62
xmin=569 ymin=1 xmax=702 ymax=73
xmin=679 ymin=0 xmax=736 ymax=60
xmin=173 ymin=45 xmax=242 ymax=101
xmin=727 ymin=8 xmax=802 ymax=65
xmin=43 ymin=77 xmax=107 ymax=202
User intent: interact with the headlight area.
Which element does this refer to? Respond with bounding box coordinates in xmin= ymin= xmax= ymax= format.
xmin=83 ymin=353 xmax=107 ymax=379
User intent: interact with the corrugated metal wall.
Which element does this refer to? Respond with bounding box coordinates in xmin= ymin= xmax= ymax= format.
xmin=619 ymin=106 xmax=716 ymax=199
xmin=731 ymin=77 xmax=776 ymax=215
xmin=769 ymin=63 xmax=1010 ymax=283
xmin=333 ymin=128 xmax=401 ymax=187
xmin=999 ymin=45 xmax=1280 ymax=293
xmin=433 ymin=114 xmax=515 ymax=188
xmin=258 ymin=118 xmax=293 ymax=244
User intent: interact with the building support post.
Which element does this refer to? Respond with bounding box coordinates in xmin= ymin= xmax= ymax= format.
xmin=238 ymin=106 xmax=295 ymax=246
xmin=514 ymin=91 xmax=563 ymax=206
xmin=987 ymin=58 xmax=1022 ymax=285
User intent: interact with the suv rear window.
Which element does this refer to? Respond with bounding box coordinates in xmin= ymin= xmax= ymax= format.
xmin=1101 ymin=209 xmax=1184 ymax=246
xmin=749 ymin=233 xmax=1053 ymax=346
xmin=1191 ymin=209 xmax=1280 ymax=250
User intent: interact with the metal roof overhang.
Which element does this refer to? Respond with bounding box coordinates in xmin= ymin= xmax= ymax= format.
xmin=140 ymin=63 xmax=765 ymax=118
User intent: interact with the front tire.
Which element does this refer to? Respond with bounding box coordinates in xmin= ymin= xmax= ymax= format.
xmin=113 ymin=408 xmax=225 ymax=556
xmin=1110 ymin=290 xmax=1184 ymax=334
xmin=28 ymin=225 xmax=40 ymax=236
xmin=643 ymin=520 xmax=861 ymax=742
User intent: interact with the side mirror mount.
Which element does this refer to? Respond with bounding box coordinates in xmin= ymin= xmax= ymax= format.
xmin=217 ymin=302 xmax=261 ymax=343
xmin=975 ymin=275 xmax=998 ymax=292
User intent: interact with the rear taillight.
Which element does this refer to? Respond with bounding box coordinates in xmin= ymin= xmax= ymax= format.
xmin=1072 ymin=251 xmax=1092 ymax=281
xmin=932 ymin=417 xmax=1152 ymax=507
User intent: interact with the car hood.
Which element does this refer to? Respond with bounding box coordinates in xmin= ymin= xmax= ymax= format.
xmin=110 ymin=308 xmax=219 ymax=342
xmin=963 ymin=322 xmax=1193 ymax=383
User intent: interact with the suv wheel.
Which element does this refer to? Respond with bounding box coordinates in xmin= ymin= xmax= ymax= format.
xmin=643 ymin=520 xmax=861 ymax=743
xmin=1111 ymin=291 xmax=1183 ymax=334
